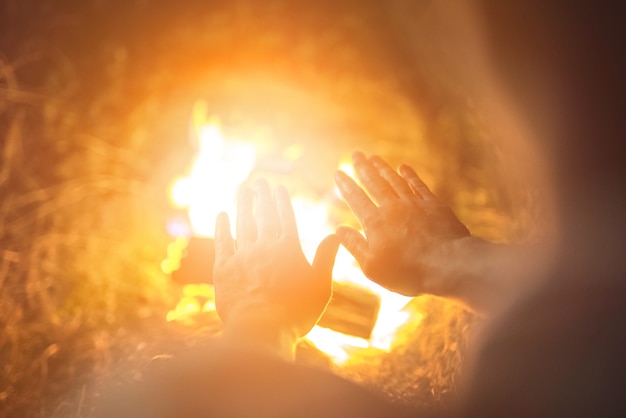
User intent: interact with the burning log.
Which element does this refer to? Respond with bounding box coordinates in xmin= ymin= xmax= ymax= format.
xmin=171 ymin=237 xmax=380 ymax=339
xmin=319 ymin=282 xmax=380 ymax=339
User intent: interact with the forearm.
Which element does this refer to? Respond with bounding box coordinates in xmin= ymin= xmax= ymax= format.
xmin=221 ymin=301 xmax=299 ymax=361
xmin=434 ymin=237 xmax=553 ymax=314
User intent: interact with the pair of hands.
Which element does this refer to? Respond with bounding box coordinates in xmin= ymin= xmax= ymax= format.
xmin=213 ymin=152 xmax=471 ymax=356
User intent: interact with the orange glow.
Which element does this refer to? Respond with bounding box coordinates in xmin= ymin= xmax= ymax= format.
xmin=166 ymin=283 xmax=216 ymax=322
xmin=338 ymin=159 xmax=357 ymax=180
xmin=161 ymin=236 xmax=188 ymax=275
xmin=165 ymin=100 xmax=416 ymax=363
xmin=168 ymin=101 xmax=256 ymax=237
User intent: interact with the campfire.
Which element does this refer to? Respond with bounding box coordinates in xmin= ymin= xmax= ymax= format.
xmin=161 ymin=100 xmax=417 ymax=364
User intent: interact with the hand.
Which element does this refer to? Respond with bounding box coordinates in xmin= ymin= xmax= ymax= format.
xmin=334 ymin=152 xmax=471 ymax=297
xmin=213 ymin=179 xmax=340 ymax=351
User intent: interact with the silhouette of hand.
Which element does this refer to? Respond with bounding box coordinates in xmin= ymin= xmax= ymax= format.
xmin=213 ymin=179 xmax=339 ymax=340
xmin=335 ymin=152 xmax=470 ymax=296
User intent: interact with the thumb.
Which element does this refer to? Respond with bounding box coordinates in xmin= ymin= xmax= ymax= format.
xmin=336 ymin=226 xmax=368 ymax=264
xmin=312 ymin=234 xmax=341 ymax=281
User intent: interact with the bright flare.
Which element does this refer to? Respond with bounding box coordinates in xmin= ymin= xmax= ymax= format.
xmin=165 ymin=101 xmax=415 ymax=363
xmin=168 ymin=102 xmax=256 ymax=237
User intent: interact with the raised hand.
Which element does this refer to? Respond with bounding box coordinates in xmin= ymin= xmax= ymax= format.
xmin=335 ymin=152 xmax=471 ymax=297
xmin=213 ymin=179 xmax=340 ymax=349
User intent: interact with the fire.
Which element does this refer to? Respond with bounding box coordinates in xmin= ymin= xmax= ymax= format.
xmin=165 ymin=282 xmax=216 ymax=322
xmin=169 ymin=101 xmax=256 ymax=237
xmin=164 ymin=100 xmax=416 ymax=363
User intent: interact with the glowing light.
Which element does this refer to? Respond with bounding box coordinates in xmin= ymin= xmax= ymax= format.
xmin=338 ymin=160 xmax=357 ymax=180
xmin=306 ymin=326 xmax=369 ymax=364
xmin=171 ymin=101 xmax=256 ymax=237
xmin=335 ymin=158 xmax=359 ymax=198
xmin=166 ymin=283 xmax=215 ymax=322
xmin=166 ymin=296 xmax=201 ymax=322
xmin=164 ymin=101 xmax=417 ymax=363
xmin=183 ymin=283 xmax=213 ymax=298
xmin=170 ymin=178 xmax=193 ymax=208
xmin=161 ymin=236 xmax=188 ymax=274
xmin=283 ymin=144 xmax=305 ymax=161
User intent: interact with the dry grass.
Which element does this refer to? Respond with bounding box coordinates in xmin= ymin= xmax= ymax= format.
xmin=0 ymin=57 xmax=177 ymax=417
xmin=0 ymin=1 xmax=541 ymax=416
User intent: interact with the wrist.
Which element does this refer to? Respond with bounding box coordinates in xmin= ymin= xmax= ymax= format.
xmin=406 ymin=236 xmax=475 ymax=297
xmin=425 ymin=236 xmax=487 ymax=303
xmin=222 ymin=302 xmax=299 ymax=361
xmin=441 ymin=235 xmax=486 ymax=293
xmin=438 ymin=236 xmax=540 ymax=314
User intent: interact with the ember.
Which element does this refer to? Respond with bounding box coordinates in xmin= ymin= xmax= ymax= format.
xmin=163 ymin=100 xmax=415 ymax=364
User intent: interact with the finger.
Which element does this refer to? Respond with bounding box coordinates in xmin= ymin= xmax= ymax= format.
xmin=369 ymin=155 xmax=414 ymax=199
xmin=336 ymin=226 xmax=368 ymax=265
xmin=335 ymin=170 xmax=377 ymax=222
xmin=399 ymin=164 xmax=436 ymax=200
xmin=275 ymin=185 xmax=299 ymax=243
xmin=214 ymin=212 xmax=234 ymax=267
xmin=312 ymin=234 xmax=341 ymax=284
xmin=254 ymin=178 xmax=280 ymax=240
xmin=353 ymin=151 xmax=398 ymax=204
xmin=236 ymin=185 xmax=257 ymax=247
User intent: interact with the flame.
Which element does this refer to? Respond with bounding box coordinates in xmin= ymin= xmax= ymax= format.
xmin=165 ymin=100 xmax=416 ymax=363
xmin=165 ymin=283 xmax=216 ymax=322
xmin=169 ymin=101 xmax=256 ymax=237
xmin=161 ymin=236 xmax=189 ymax=275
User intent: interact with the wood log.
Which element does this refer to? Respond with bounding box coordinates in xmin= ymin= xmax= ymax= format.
xmin=318 ymin=282 xmax=380 ymax=339
xmin=171 ymin=237 xmax=380 ymax=338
